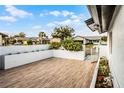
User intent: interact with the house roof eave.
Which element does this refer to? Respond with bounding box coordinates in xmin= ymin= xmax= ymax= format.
xmin=87 ymin=5 xmax=118 ymax=34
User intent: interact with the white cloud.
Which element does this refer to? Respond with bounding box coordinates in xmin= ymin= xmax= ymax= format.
xmin=62 ymin=10 xmax=74 ymax=17
xmin=40 ymin=13 xmax=44 ymax=17
xmin=0 ymin=5 xmax=33 ymax=23
xmin=47 ymin=23 xmax=56 ymax=27
xmin=0 ymin=16 xmax=17 ymax=22
xmin=47 ymin=10 xmax=74 ymax=17
xmin=47 ymin=19 xmax=76 ymax=28
xmin=32 ymin=25 xmax=42 ymax=29
xmin=47 ymin=19 xmax=72 ymax=27
xmin=58 ymin=19 xmax=72 ymax=25
xmin=73 ymin=18 xmax=81 ymax=23
xmin=49 ymin=10 xmax=61 ymax=16
xmin=5 ymin=5 xmax=32 ymax=18
xmin=47 ymin=12 xmax=85 ymax=28
xmin=71 ymin=15 xmax=78 ymax=19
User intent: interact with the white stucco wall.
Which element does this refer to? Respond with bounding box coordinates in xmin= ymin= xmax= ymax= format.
xmin=4 ymin=50 xmax=53 ymax=69
xmin=109 ymin=6 xmax=124 ymax=87
xmin=2 ymin=49 xmax=85 ymax=69
xmin=99 ymin=45 xmax=108 ymax=58
xmin=0 ymin=44 xmax=50 ymax=55
xmin=53 ymin=50 xmax=84 ymax=60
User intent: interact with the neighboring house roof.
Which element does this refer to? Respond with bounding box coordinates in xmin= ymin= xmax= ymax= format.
xmin=83 ymin=36 xmax=101 ymax=40
xmin=28 ymin=37 xmax=39 ymax=41
xmin=38 ymin=37 xmax=50 ymax=41
xmin=0 ymin=32 xmax=8 ymax=37
xmin=15 ymin=37 xmax=50 ymax=41
xmin=74 ymin=35 xmax=101 ymax=40
xmin=73 ymin=36 xmax=84 ymax=41
xmin=50 ymin=38 xmax=61 ymax=42
xmin=15 ymin=37 xmax=27 ymax=41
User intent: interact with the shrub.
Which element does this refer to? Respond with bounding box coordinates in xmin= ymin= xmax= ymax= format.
xmin=62 ymin=37 xmax=82 ymax=51
xmin=27 ymin=40 xmax=33 ymax=45
xmin=50 ymin=42 xmax=61 ymax=49
xmin=86 ymin=42 xmax=93 ymax=48
xmin=73 ymin=42 xmax=83 ymax=51
xmin=101 ymin=36 xmax=107 ymax=42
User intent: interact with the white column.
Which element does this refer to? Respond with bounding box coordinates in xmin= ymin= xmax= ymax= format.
xmin=83 ymin=38 xmax=86 ymax=57
xmin=0 ymin=35 xmax=2 ymax=46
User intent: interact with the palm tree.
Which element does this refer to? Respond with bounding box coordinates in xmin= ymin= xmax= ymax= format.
xmin=38 ymin=32 xmax=46 ymax=44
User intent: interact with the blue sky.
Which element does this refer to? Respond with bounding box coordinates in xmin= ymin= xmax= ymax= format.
xmin=0 ymin=5 xmax=100 ymax=37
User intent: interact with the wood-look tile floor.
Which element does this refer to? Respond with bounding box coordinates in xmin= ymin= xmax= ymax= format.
xmin=0 ymin=58 xmax=96 ymax=88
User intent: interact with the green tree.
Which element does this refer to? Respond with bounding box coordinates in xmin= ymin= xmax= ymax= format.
xmin=13 ymin=34 xmax=19 ymax=38
xmin=51 ymin=26 xmax=74 ymax=40
xmin=18 ymin=32 xmax=26 ymax=38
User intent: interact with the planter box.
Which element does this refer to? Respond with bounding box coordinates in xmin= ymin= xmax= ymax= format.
xmin=53 ymin=50 xmax=84 ymax=60
xmin=90 ymin=57 xmax=113 ymax=88
xmin=90 ymin=57 xmax=100 ymax=88
xmin=3 ymin=50 xmax=53 ymax=69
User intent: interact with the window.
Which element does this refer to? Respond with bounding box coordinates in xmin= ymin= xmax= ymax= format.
xmin=109 ymin=32 xmax=112 ymax=54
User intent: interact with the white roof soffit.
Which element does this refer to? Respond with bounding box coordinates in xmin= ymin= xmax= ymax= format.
xmin=88 ymin=5 xmax=101 ymax=33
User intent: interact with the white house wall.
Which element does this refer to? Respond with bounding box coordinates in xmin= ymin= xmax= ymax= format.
xmin=99 ymin=45 xmax=108 ymax=58
xmin=109 ymin=6 xmax=124 ymax=87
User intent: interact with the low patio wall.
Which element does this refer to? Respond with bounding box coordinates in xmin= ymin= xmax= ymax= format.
xmin=0 ymin=44 xmax=50 ymax=55
xmin=53 ymin=50 xmax=84 ymax=60
xmin=4 ymin=50 xmax=53 ymax=69
xmin=0 ymin=48 xmax=85 ymax=69
xmin=90 ymin=57 xmax=100 ymax=88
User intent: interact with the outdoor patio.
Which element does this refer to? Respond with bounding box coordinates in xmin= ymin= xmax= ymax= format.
xmin=0 ymin=58 xmax=96 ymax=88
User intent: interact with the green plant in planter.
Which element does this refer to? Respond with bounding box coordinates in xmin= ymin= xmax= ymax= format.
xmin=100 ymin=59 xmax=108 ymax=66
xmin=62 ymin=37 xmax=82 ymax=51
xmin=98 ymin=65 xmax=109 ymax=76
xmin=98 ymin=57 xmax=110 ymax=76
xmin=50 ymin=42 xmax=61 ymax=49
xmin=96 ymin=56 xmax=113 ymax=88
